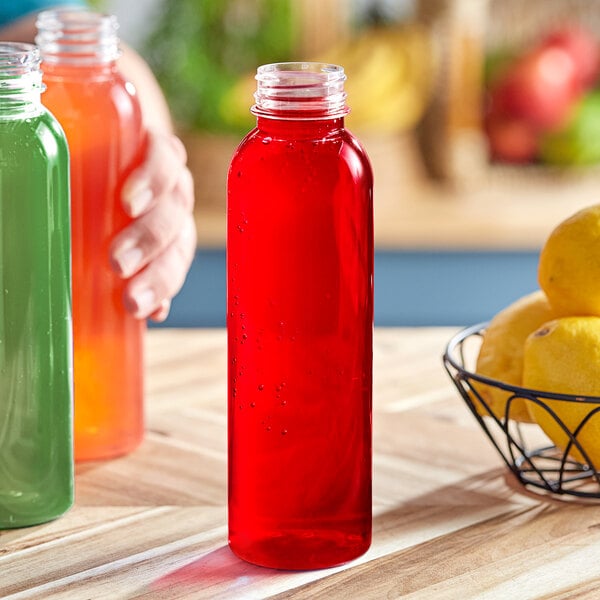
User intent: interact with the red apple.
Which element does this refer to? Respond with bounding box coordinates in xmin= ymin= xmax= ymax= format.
xmin=486 ymin=116 xmax=539 ymax=164
xmin=489 ymin=45 xmax=579 ymax=131
xmin=542 ymin=25 xmax=600 ymax=90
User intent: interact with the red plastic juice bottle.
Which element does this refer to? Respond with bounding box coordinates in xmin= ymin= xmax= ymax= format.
xmin=227 ymin=62 xmax=374 ymax=569
xmin=36 ymin=8 xmax=146 ymax=461
xmin=0 ymin=42 xmax=73 ymax=528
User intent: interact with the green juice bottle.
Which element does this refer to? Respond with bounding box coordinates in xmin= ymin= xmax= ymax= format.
xmin=0 ymin=43 xmax=73 ymax=528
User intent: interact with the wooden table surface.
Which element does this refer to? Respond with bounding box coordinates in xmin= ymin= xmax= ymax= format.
xmin=3 ymin=327 xmax=600 ymax=599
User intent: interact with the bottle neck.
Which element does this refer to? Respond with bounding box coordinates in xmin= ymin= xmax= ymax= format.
xmin=252 ymin=62 xmax=349 ymax=122
xmin=35 ymin=7 xmax=121 ymax=67
xmin=41 ymin=60 xmax=118 ymax=81
xmin=256 ymin=115 xmax=345 ymax=139
xmin=0 ymin=43 xmax=44 ymax=117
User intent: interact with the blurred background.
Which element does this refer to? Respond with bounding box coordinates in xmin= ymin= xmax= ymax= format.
xmin=97 ymin=0 xmax=600 ymax=327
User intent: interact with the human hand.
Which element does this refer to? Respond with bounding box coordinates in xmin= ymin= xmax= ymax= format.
xmin=110 ymin=130 xmax=197 ymax=322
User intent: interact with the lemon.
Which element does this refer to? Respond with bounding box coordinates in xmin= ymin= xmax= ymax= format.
xmin=524 ymin=316 xmax=600 ymax=466
xmin=475 ymin=290 xmax=557 ymax=422
xmin=538 ymin=203 xmax=600 ymax=316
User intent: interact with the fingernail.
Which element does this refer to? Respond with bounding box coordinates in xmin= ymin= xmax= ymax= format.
xmin=131 ymin=287 xmax=157 ymax=318
xmin=128 ymin=187 xmax=153 ymax=217
xmin=113 ymin=246 xmax=143 ymax=278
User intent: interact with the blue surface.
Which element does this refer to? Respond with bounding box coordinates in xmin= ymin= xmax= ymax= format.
xmin=374 ymin=249 xmax=540 ymax=326
xmin=0 ymin=0 xmax=85 ymax=26
xmin=151 ymin=248 xmax=541 ymax=328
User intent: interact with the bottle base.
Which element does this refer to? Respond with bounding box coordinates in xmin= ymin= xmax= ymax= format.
xmin=0 ymin=493 xmax=73 ymax=529
xmin=74 ymin=430 xmax=144 ymax=462
xmin=229 ymin=529 xmax=371 ymax=570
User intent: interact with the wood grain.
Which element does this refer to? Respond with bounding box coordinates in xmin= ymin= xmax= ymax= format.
xmin=1 ymin=328 xmax=598 ymax=599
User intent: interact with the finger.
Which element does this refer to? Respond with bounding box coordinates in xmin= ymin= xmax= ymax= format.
xmin=149 ymin=299 xmax=171 ymax=323
xmin=112 ymin=162 xmax=195 ymax=277
xmin=170 ymin=135 xmax=187 ymax=163
xmin=122 ymin=132 xmax=188 ymax=218
xmin=176 ymin=165 xmax=195 ymax=213
xmin=122 ymin=217 xmax=196 ymax=319
xmin=110 ymin=198 xmax=190 ymax=278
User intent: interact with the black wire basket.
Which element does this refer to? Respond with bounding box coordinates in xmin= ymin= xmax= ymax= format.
xmin=443 ymin=323 xmax=600 ymax=499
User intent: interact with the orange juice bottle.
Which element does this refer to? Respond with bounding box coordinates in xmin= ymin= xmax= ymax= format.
xmin=36 ymin=8 xmax=146 ymax=461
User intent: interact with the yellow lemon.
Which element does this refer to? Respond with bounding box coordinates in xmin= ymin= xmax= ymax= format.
xmin=539 ymin=203 xmax=600 ymax=316
xmin=475 ymin=290 xmax=557 ymax=422
xmin=524 ymin=316 xmax=600 ymax=467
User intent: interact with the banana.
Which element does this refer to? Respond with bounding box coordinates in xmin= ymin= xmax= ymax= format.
xmin=319 ymin=24 xmax=435 ymax=133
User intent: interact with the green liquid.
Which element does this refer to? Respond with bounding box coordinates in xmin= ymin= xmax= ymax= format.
xmin=0 ymin=107 xmax=73 ymax=528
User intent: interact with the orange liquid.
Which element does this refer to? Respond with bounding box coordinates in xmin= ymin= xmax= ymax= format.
xmin=42 ymin=62 xmax=146 ymax=461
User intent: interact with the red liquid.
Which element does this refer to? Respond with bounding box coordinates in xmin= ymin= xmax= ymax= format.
xmin=227 ymin=116 xmax=373 ymax=569
xmin=42 ymin=62 xmax=146 ymax=461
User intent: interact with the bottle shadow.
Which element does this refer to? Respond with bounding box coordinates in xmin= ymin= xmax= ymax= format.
xmin=130 ymin=466 xmax=549 ymax=599
xmin=136 ymin=545 xmax=292 ymax=599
